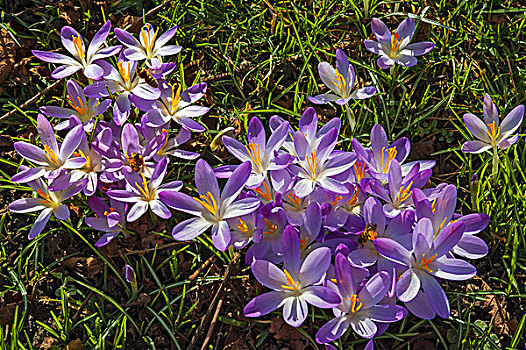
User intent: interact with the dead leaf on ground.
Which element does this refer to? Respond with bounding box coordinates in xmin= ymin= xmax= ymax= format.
xmin=67 ymin=339 xmax=82 ymax=350
xmin=0 ymin=28 xmax=16 ymax=83
xmin=269 ymin=318 xmax=308 ymax=350
xmin=40 ymin=336 xmax=56 ymax=350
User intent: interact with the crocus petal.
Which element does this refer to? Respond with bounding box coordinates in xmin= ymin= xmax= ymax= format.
xmin=194 ymin=159 xmax=220 ymax=201
xmin=155 ymin=45 xmax=182 ymax=57
xmin=350 ymin=86 xmax=376 ymax=99
xmin=266 ymin=121 xmax=290 ymax=155
xmin=396 ymin=269 xmax=420 ymax=302
xmin=114 ymin=28 xmax=141 ymax=48
xmin=150 ymin=199 xmax=171 ymax=219
xmin=107 ymin=189 xmax=140 ymax=203
xmin=294 ymin=179 xmax=316 ymax=198
xmin=53 ymin=204 xmax=69 ymax=220
xmin=421 ymin=273 xmax=449 ymax=318
xmin=283 ymin=296 xmax=308 ymax=327
xmin=308 ymin=93 xmax=340 ymax=104
xmin=51 ymin=65 xmax=82 ymax=79
xmin=281 ymin=226 xmax=301 ymax=277
xmin=402 ymin=42 xmax=434 ymax=56
xmin=394 ymin=54 xmax=418 ymax=67
xmin=9 ymin=198 xmax=47 ymax=213
xmin=500 ymin=105 xmax=524 ymax=137
xmin=461 ymin=140 xmax=491 ymax=154
xmin=405 ymin=290 xmax=436 ymax=319
xmin=11 ymin=166 xmax=46 ymax=183
xmin=177 ymin=116 xmax=205 ymax=132
xmin=452 ymin=234 xmax=488 ymax=259
xmin=159 ymin=191 xmax=202 ymax=215
xmin=172 ymin=217 xmax=212 ymax=241
xmin=221 ymin=161 xmax=252 ymax=207
xmin=37 ymin=114 xmax=59 ymax=154
xmin=351 ymin=318 xmax=377 ymax=339
xmin=132 ymin=84 xmax=161 ymax=100
xmin=377 ymin=56 xmax=394 ymax=69
xmin=28 ymin=207 xmax=53 ymax=240
xmin=244 ymin=291 xmax=286 ymax=317
xmin=374 ymin=238 xmax=412 ymax=266
xmin=302 ymin=286 xmax=341 ymax=308
xmin=358 ymin=271 xmax=390 ymax=307
xmin=83 ymin=63 xmax=104 ymax=80
xmin=32 ymin=50 xmax=78 ymax=65
xmin=498 ymin=134 xmax=519 ymax=150
xmin=127 ymin=201 xmax=149 ymax=222
xmin=14 ymin=142 xmax=49 ymax=165
xmin=433 ymin=258 xmax=476 ymax=281
xmin=483 ymin=94 xmax=499 ymax=126
xmin=87 ymin=21 xmax=111 ymax=59
xmin=299 ymin=247 xmax=331 ymax=286
xmin=211 ymin=220 xmax=231 ymax=251
xmin=395 ymin=18 xmax=415 ymax=42
xmin=316 ymin=316 xmax=350 ymax=344
xmin=60 ymin=125 xmax=84 ymax=160
xmin=318 ymin=62 xmax=341 ymax=94
xmin=364 ymin=40 xmax=384 ymax=55
xmin=95 ymin=232 xmax=120 ymax=247
xmin=463 ymin=113 xmax=491 ymax=142
xmin=113 ymin=93 xmax=131 ymax=125
xmin=369 ymin=304 xmax=407 ymax=323
xmin=251 ymin=259 xmax=288 ymax=290
xmin=371 ymin=18 xmax=391 ymax=44
xmin=433 ymin=221 xmax=465 ymax=258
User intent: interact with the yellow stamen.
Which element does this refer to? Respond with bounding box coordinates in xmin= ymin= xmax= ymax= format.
xmin=68 ymin=95 xmax=87 ymax=116
xmin=263 ymin=218 xmax=277 ymax=235
xmin=353 ymin=161 xmax=366 ymax=181
xmin=157 ymin=128 xmax=170 ymax=155
xmin=169 ymin=83 xmax=182 ymax=114
xmin=43 ymin=144 xmax=60 ymax=166
xmin=397 ymin=181 xmax=413 ymax=203
xmin=349 ymin=295 xmax=363 ymax=313
xmin=245 ymin=141 xmax=262 ymax=168
xmin=330 ymin=278 xmax=337 ymax=284
xmin=436 ymin=217 xmax=448 ymax=235
xmin=117 ymin=61 xmax=132 ymax=85
xmin=390 ymin=32 xmax=404 ymax=55
xmin=236 ymin=218 xmax=250 ymax=235
xmin=286 ymin=193 xmax=303 ymax=207
xmin=141 ymin=24 xmax=160 ymax=55
xmin=288 ymin=132 xmax=295 ymax=142
xmin=381 ymin=146 xmax=397 ymax=173
xmin=193 ymin=191 xmax=218 ymax=216
xmin=431 ymin=198 xmax=438 ymax=214
xmin=306 ymin=150 xmax=319 ymax=177
xmin=331 ymin=195 xmax=343 ymax=207
xmin=37 ymin=188 xmax=54 ymax=204
xmin=347 ymin=188 xmax=360 ymax=208
xmin=74 ymin=149 xmax=91 ymax=169
xmin=281 ymin=269 xmax=300 ymax=291
xmin=486 ymin=121 xmax=501 ymax=144
xmin=104 ymin=207 xmax=115 ymax=216
xmin=134 ymin=173 xmax=151 ymax=199
xmin=254 ymin=180 xmax=272 ymax=202
xmin=332 ymin=69 xmax=347 ymax=95
xmin=421 ymin=253 xmax=437 ymax=273
xmin=72 ymin=33 xmax=85 ymax=60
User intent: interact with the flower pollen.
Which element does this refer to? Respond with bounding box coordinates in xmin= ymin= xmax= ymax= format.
xmin=135 ymin=173 xmax=152 ymax=200
xmin=246 ymin=141 xmax=262 ymax=169
xmin=306 ymin=150 xmax=319 ymax=178
xmin=390 ymin=32 xmax=404 ymax=57
xmin=263 ymin=218 xmax=277 ymax=235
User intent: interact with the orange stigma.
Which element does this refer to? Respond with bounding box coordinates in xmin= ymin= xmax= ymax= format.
xmin=486 ymin=121 xmax=501 ymax=144
xmin=68 ymin=94 xmax=87 ymax=117
xmin=332 ymin=69 xmax=347 ymax=95
xmin=306 ymin=150 xmax=319 ymax=177
xmin=397 ymin=181 xmax=413 ymax=203
xmin=140 ymin=24 xmax=160 ymax=55
xmin=381 ymin=146 xmax=397 ymax=173
xmin=254 ymin=180 xmax=272 ymax=202
xmin=281 ymin=269 xmax=300 ymax=291
xmin=390 ymin=32 xmax=404 ymax=55
xmin=421 ymin=253 xmax=437 ymax=273
xmin=37 ymin=188 xmax=54 ymax=204
xmin=263 ymin=218 xmax=277 ymax=235
xmin=43 ymin=144 xmax=60 ymax=166
xmin=72 ymin=33 xmax=85 ymax=60
xmin=246 ymin=141 xmax=262 ymax=168
xmin=348 ymin=294 xmax=363 ymax=313
xmin=193 ymin=191 xmax=218 ymax=216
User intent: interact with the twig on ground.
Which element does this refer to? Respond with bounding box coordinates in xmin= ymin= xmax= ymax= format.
xmin=189 ymin=255 xmax=217 ymax=281
xmin=187 ymin=252 xmax=241 ymax=350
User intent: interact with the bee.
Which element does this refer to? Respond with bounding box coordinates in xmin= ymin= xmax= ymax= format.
xmin=358 ymin=224 xmax=377 ymax=247
xmin=137 ymin=67 xmax=158 ymax=88
xmin=127 ymin=153 xmax=145 ymax=172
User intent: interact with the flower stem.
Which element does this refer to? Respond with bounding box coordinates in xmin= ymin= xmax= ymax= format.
xmin=492 ymin=146 xmax=498 ymax=184
xmin=344 ymin=103 xmax=356 ymax=131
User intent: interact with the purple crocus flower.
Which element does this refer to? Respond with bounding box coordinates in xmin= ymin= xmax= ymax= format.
xmin=244 ymin=227 xmax=341 ymax=327
xmin=364 ymin=18 xmax=434 ymax=69
xmin=85 ymin=196 xmax=128 ymax=247
xmin=291 ymin=128 xmax=356 ymax=197
xmin=138 ymin=121 xmax=199 ymax=162
xmin=218 ymin=117 xmax=292 ymax=188
xmin=316 ymin=254 xmax=407 ymax=343
xmin=12 ymin=114 xmax=86 ymax=183
xmin=107 ymin=157 xmax=182 ymax=222
xmin=84 ymin=57 xmax=160 ymax=125
xmin=114 ymin=23 xmax=182 ymax=61
xmin=309 ymin=49 xmax=376 ymax=105
xmin=461 ymin=94 xmax=524 ymax=154
xmin=412 ymin=185 xmax=489 ymax=259
xmin=246 ymin=205 xmax=289 ymax=263
xmin=145 ymin=58 xmax=176 ymax=79
xmin=159 ymin=160 xmax=261 ymax=251
xmin=32 ymin=21 xmax=121 ymax=80
xmin=9 ymin=176 xmax=87 ymax=239
xmin=131 ymin=80 xmax=209 ymax=131
xmin=228 ymin=211 xmax=264 ymax=249
xmin=375 ymin=218 xmax=475 ymax=318
xmin=40 ymin=80 xmax=111 ymax=132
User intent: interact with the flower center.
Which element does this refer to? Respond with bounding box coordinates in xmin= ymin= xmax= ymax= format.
xmin=358 ymin=224 xmax=377 ymax=247
xmin=236 ymin=218 xmax=251 ymax=235
xmin=43 ymin=144 xmax=60 ymax=167
xmin=281 ymin=269 xmax=300 ymax=291
xmin=299 ymin=237 xmax=309 ymax=250
xmin=286 ymin=192 xmax=303 ymax=207
xmin=397 ymin=181 xmax=413 ymax=203
xmin=486 ymin=121 xmax=501 ymax=145
xmin=263 ymin=218 xmax=277 ymax=235
xmin=135 ymin=173 xmax=154 ymax=201
xmin=348 ymin=294 xmax=363 ymax=313
xmin=104 ymin=207 xmax=115 ymax=216
xmin=390 ymin=32 xmax=404 ymax=57
xmin=117 ymin=61 xmax=133 ymax=87
xmin=74 ymin=149 xmax=91 ymax=170
xmin=68 ymin=94 xmax=87 ymax=117
xmin=193 ymin=191 xmax=219 ymax=216
xmin=254 ymin=180 xmax=272 ymax=202
xmin=346 ymin=189 xmax=361 ymax=209
xmin=72 ymin=34 xmax=85 ymax=61
xmin=306 ymin=150 xmax=319 ymax=179
xmin=381 ymin=146 xmax=397 ymax=173
xmin=141 ymin=24 xmax=160 ymax=56
xmin=157 ymin=128 xmax=170 ymax=155
xmin=37 ymin=188 xmax=54 ymax=204
xmin=245 ymin=141 xmax=262 ymax=170
xmin=331 ymin=195 xmax=343 ymax=206
xmin=421 ymin=253 xmax=437 ymax=273
xmin=332 ymin=69 xmax=347 ymax=95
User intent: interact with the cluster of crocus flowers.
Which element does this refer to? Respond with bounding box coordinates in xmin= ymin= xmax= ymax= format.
xmin=11 ymin=21 xmax=208 ymax=244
